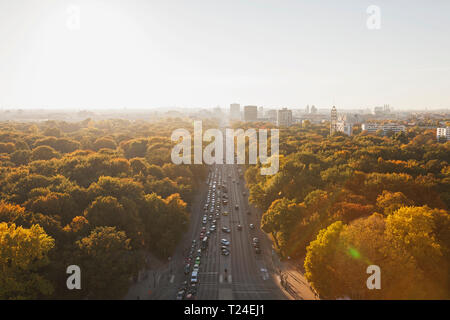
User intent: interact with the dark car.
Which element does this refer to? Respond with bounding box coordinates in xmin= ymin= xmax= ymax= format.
xmin=176 ymin=290 xmax=185 ymax=300
xmin=184 ymin=264 xmax=191 ymax=275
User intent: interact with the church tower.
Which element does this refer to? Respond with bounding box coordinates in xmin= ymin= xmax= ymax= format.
xmin=330 ymin=106 xmax=337 ymax=135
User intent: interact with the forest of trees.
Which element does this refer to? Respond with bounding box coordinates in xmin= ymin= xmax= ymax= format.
xmin=244 ymin=122 xmax=450 ymax=299
xmin=0 ymin=118 xmax=208 ymax=299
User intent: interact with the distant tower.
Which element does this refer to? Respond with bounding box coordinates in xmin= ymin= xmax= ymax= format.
xmin=330 ymin=106 xmax=337 ymax=135
xmin=306 ymin=105 xmax=310 ymax=114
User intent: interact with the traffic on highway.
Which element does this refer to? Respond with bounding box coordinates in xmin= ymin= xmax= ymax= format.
xmin=173 ymin=162 xmax=286 ymax=300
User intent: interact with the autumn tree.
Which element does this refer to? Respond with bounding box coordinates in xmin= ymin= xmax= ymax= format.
xmin=74 ymin=226 xmax=140 ymax=299
xmin=0 ymin=223 xmax=55 ymax=299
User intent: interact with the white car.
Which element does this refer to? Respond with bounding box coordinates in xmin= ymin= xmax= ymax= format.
xmin=221 ymin=239 xmax=230 ymax=246
xmin=191 ymin=271 xmax=198 ymax=283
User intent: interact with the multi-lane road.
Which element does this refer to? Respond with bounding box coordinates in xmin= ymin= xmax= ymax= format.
xmin=150 ymin=160 xmax=287 ymax=300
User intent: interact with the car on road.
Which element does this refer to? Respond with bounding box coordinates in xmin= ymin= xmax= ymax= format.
xmin=184 ymin=264 xmax=191 ymax=275
xmin=235 ymin=204 xmax=239 ymax=210
xmin=237 ymin=224 xmax=242 ymax=231
xmin=189 ymin=283 xmax=197 ymax=294
xmin=221 ymin=239 xmax=230 ymax=246
xmin=223 ymin=211 xmax=229 ymax=216
xmin=255 ymin=247 xmax=261 ymax=254
xmin=202 ymin=217 xmax=207 ymax=224
xmin=247 ymin=211 xmax=251 ymax=215
xmin=190 ymin=271 xmax=198 ymax=284
xmin=222 ymin=226 xmax=231 ymax=233
xmin=193 ymin=263 xmax=199 ymax=272
xmin=176 ymin=289 xmax=185 ymax=300
xmin=249 ymin=224 xmax=255 ymax=229
xmin=221 ymin=249 xmax=230 ymax=256
xmin=185 ymin=293 xmax=194 ymax=300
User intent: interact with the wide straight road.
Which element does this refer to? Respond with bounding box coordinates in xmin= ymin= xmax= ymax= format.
xmin=149 ymin=161 xmax=287 ymax=300
xmin=145 ymin=118 xmax=287 ymax=300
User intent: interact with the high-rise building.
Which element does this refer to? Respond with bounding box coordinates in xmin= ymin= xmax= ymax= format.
xmin=230 ymin=103 xmax=240 ymax=120
xmin=306 ymin=105 xmax=310 ymax=114
xmin=277 ymin=108 xmax=293 ymax=127
xmin=330 ymin=106 xmax=338 ymax=135
xmin=266 ymin=109 xmax=277 ymax=121
xmin=243 ymin=105 xmax=258 ymax=121
xmin=310 ymin=105 xmax=317 ymax=114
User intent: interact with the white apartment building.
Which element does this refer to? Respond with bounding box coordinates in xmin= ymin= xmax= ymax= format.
xmin=336 ymin=122 xmax=353 ymax=136
xmin=437 ymin=127 xmax=450 ymax=141
xmin=362 ymin=123 xmax=406 ymax=135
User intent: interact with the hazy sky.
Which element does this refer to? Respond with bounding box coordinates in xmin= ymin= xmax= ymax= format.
xmin=1 ymin=0 xmax=449 ymax=110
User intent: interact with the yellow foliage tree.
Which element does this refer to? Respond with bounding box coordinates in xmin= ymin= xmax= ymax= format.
xmin=0 ymin=222 xmax=55 ymax=299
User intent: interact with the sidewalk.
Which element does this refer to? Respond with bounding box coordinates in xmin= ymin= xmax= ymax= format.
xmin=276 ymin=259 xmax=319 ymax=300
xmin=124 ymin=254 xmax=170 ymax=300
